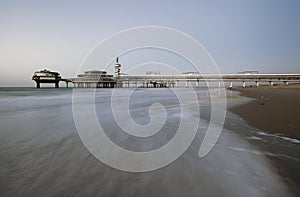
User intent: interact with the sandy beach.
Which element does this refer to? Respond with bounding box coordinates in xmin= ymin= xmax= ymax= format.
xmin=228 ymin=84 xmax=300 ymax=195
xmin=229 ymin=84 xmax=300 ymax=140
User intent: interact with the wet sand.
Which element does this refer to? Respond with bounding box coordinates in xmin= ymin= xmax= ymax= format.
xmin=229 ymin=84 xmax=300 ymax=140
xmin=228 ymin=84 xmax=300 ymax=195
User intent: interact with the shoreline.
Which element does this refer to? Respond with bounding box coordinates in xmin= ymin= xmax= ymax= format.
xmin=228 ymin=84 xmax=300 ymax=140
xmin=227 ymin=84 xmax=300 ymax=195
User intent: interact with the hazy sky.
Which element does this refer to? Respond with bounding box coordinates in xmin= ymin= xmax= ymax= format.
xmin=0 ymin=0 xmax=299 ymax=86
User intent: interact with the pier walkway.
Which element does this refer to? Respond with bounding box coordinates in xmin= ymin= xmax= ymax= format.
xmin=117 ymin=73 xmax=300 ymax=88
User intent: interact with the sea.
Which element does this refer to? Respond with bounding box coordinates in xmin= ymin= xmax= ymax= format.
xmin=0 ymin=87 xmax=299 ymax=197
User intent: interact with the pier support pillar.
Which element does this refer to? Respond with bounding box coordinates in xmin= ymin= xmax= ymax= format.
xmin=206 ymin=81 xmax=209 ymax=88
xmin=218 ymin=81 xmax=221 ymax=89
xmin=185 ymin=81 xmax=189 ymax=88
xmin=196 ymin=80 xmax=199 ymax=88
xmin=55 ymin=82 xmax=59 ymax=88
xmin=269 ymin=81 xmax=273 ymax=86
xmin=255 ymin=81 xmax=259 ymax=88
xmin=242 ymin=81 xmax=246 ymax=88
xmin=229 ymin=81 xmax=233 ymax=89
xmin=36 ymin=82 xmax=40 ymax=88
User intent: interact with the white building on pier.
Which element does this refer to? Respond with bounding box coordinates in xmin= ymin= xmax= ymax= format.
xmin=72 ymin=70 xmax=116 ymax=88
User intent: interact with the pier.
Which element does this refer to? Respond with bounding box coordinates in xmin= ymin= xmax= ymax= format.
xmin=70 ymin=71 xmax=300 ymax=89
xmin=70 ymin=58 xmax=300 ymax=88
xmin=33 ymin=60 xmax=300 ymax=89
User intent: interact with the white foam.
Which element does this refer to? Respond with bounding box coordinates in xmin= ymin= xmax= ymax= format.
xmin=246 ymin=136 xmax=265 ymax=141
xmin=257 ymin=131 xmax=300 ymax=144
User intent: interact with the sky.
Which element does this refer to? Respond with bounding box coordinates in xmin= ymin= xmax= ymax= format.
xmin=0 ymin=0 xmax=299 ymax=86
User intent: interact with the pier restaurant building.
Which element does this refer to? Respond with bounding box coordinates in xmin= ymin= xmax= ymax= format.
xmin=72 ymin=70 xmax=116 ymax=88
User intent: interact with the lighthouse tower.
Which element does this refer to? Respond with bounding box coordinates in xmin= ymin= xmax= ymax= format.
xmin=114 ymin=57 xmax=121 ymax=77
